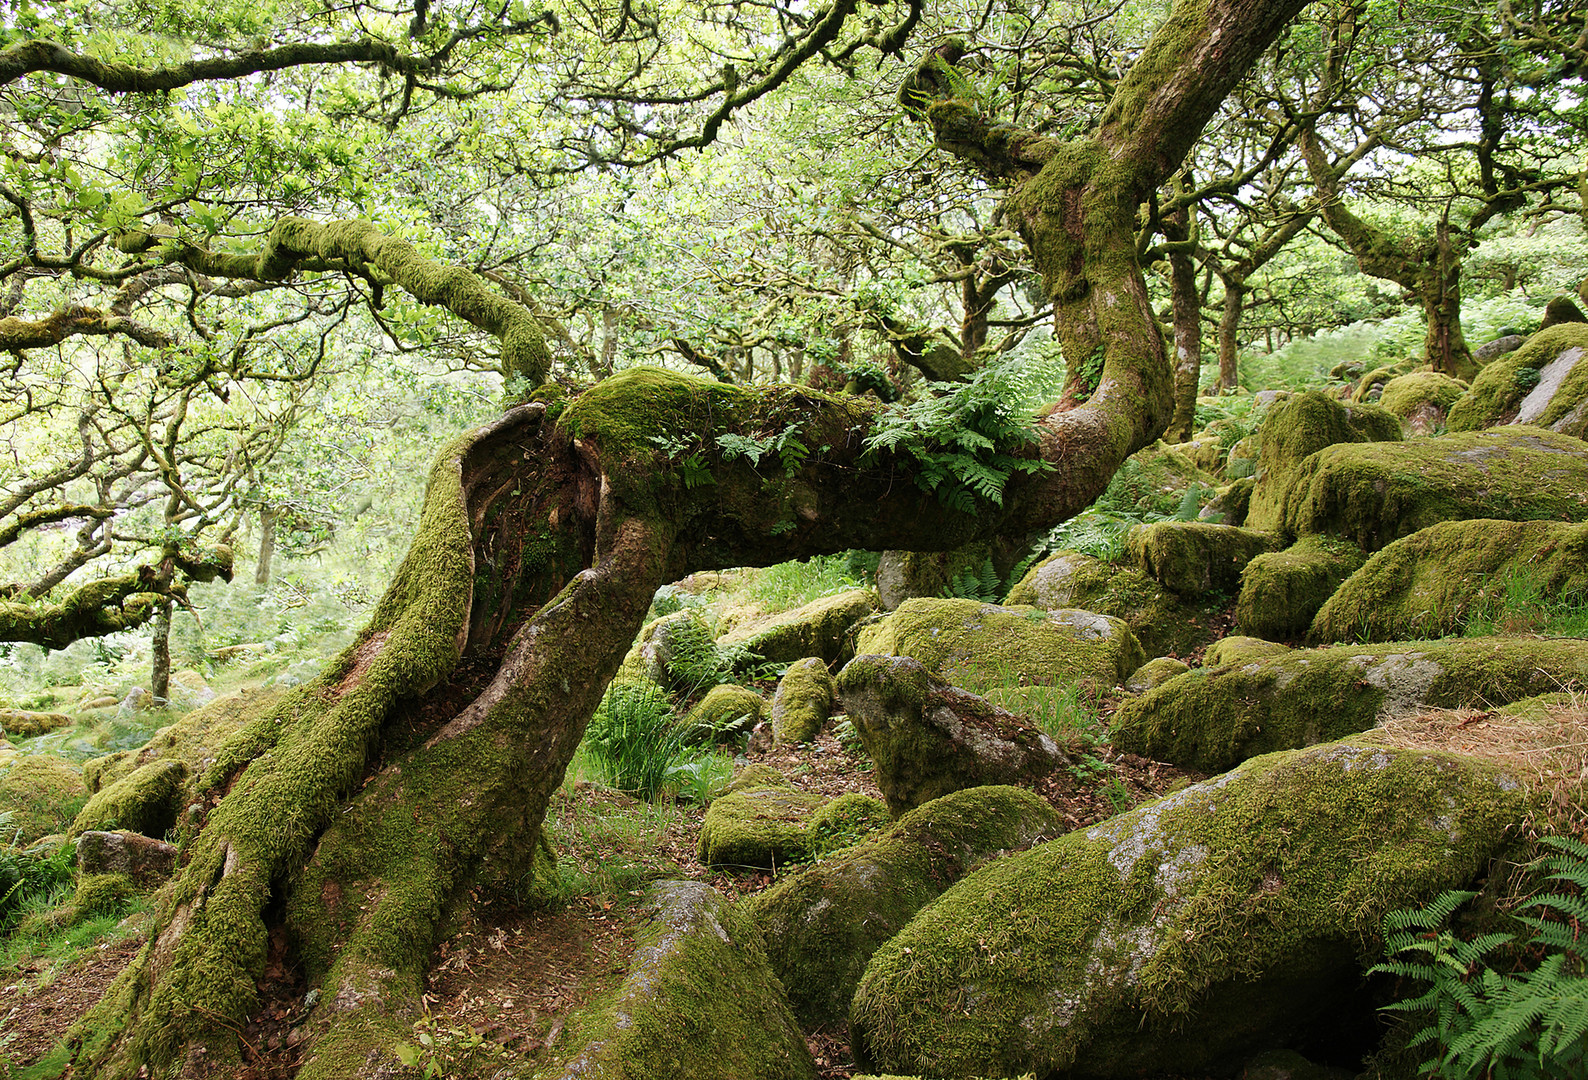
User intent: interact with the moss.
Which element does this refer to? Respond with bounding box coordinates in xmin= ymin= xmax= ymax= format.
xmin=753 ymin=786 xmax=1061 ymax=1028
xmin=1126 ymin=521 xmax=1281 ymax=596
xmin=717 ymin=589 xmax=876 ymax=666
xmin=770 ymin=658 xmax=836 ymax=745
xmin=1270 ymin=427 xmax=1588 ymax=550
xmin=1308 ymin=519 xmax=1588 ymax=644
xmin=1377 ymin=372 xmax=1467 ymax=425
xmin=1091 ymin=440 xmax=1220 ymax=519
xmin=1112 ymin=637 xmax=1588 ymax=772
xmin=849 ymin=742 xmax=1531 ymax=1078
xmin=837 ymin=655 xmax=1065 ymax=816
xmin=550 ymin=880 xmax=814 ymax=1079
xmin=1235 ymin=534 xmax=1367 ymax=642
xmin=804 ymin=792 xmax=889 ymax=859
xmin=0 ymin=754 xmax=86 ymax=844
xmin=723 ymin=763 xmax=790 ymax=795
xmin=1203 ymin=636 xmax=1291 ymax=666
xmin=1006 ymin=551 xmax=1223 ymax=658
xmin=1447 ymin=324 xmax=1588 ymax=435
xmin=69 ymin=758 xmax=184 ymax=839
xmin=1350 ymin=362 xmax=1417 ymax=404
xmin=877 ymin=544 xmax=994 ymax=607
xmin=682 ymin=684 xmax=765 ymax=744
xmin=1246 ymin=391 xmax=1402 ymax=535
xmin=86 ymin=689 xmax=279 ymax=793
xmin=697 ymin=786 xmax=826 ymax=870
xmin=1123 ymin=656 xmax=1190 ymax=693
xmin=0 ymin=709 xmax=72 ymax=738
xmin=855 ymin=598 xmax=1146 ymax=690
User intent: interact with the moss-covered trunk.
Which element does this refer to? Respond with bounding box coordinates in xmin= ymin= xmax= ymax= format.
xmin=1215 ymin=273 xmax=1245 ymax=392
xmin=1164 ymin=204 xmax=1202 ymax=443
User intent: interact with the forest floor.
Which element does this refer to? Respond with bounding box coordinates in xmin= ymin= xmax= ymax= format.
xmin=0 ymin=724 xmax=1201 ymax=1079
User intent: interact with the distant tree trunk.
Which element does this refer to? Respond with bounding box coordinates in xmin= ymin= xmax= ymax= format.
xmin=57 ymin=3 xmax=1313 ymax=1076
xmin=255 ymin=506 xmax=276 ymax=585
xmin=150 ymin=599 xmax=172 ymax=701
xmin=1163 ymin=202 xmax=1202 ymax=441
xmin=1215 ymin=272 xmax=1246 ymax=391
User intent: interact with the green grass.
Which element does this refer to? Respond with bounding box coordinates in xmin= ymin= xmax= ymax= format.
xmin=542 ymin=784 xmax=685 ymax=907
xmin=747 ymin=552 xmax=872 ymax=609
xmin=1462 ymin=568 xmax=1588 ymax=639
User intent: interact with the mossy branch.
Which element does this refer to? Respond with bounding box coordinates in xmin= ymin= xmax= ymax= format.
xmin=164 ymin=217 xmax=551 ymax=385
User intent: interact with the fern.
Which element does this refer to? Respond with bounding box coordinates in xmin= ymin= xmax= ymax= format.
xmin=1370 ymin=837 xmax=1588 ymax=1079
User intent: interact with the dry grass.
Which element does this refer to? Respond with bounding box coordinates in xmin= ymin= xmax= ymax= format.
xmin=1359 ymin=692 xmax=1588 ymax=839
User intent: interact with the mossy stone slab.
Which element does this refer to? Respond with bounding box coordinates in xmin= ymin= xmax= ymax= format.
xmin=1264 ymin=427 xmax=1588 ymax=550
xmin=551 ymin=880 xmax=814 ymax=1080
xmin=1126 ymin=521 xmax=1281 ymax=596
xmin=1308 ymin=519 xmax=1588 ymax=644
xmin=1448 ymin=324 xmax=1588 ymax=436
xmin=1246 ymin=391 xmax=1402 ymax=535
xmin=0 ymin=753 xmax=86 ymax=844
xmin=752 ymin=785 xmax=1061 ymax=1027
xmin=717 ymin=588 xmax=876 ymax=665
xmin=1235 ymin=535 xmax=1366 ymax=642
xmin=697 ymin=785 xmax=825 ymax=870
xmin=1112 ymin=637 xmax=1588 ymax=773
xmin=854 ymin=597 xmax=1146 ymax=690
xmin=1006 ymin=551 xmax=1223 ymax=658
xmin=849 ymin=741 xmax=1530 ymax=1079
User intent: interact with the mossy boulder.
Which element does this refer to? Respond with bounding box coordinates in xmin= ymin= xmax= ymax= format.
xmin=722 ymin=763 xmax=789 ymax=796
xmin=838 ymin=655 xmax=1067 ymax=816
xmin=697 ymin=784 xmax=826 ymax=869
xmin=1202 ymin=476 xmax=1255 ymax=525
xmin=848 ymin=741 xmax=1531 ymax=1079
xmin=717 ymin=588 xmax=876 ymax=666
xmin=1006 ymin=551 xmax=1226 ymax=658
xmin=1111 ymin=637 xmax=1588 ymax=773
xmin=1447 ymin=324 xmax=1588 ymax=437
xmin=1246 ymin=391 xmax=1402 ymax=535
xmin=681 ymin=684 xmax=765 ymax=745
xmin=855 ymin=598 xmax=1146 ymax=690
xmin=1377 ymin=372 xmax=1467 ymax=435
xmin=1235 ymin=535 xmax=1367 ymax=642
xmin=0 ymin=708 xmax=73 ymax=738
xmin=1203 ymin=635 xmax=1291 ymax=666
xmin=1126 ymin=521 xmax=1281 ymax=596
xmin=1123 ymin=657 xmax=1190 ymax=694
xmin=804 ymin=792 xmax=889 ymax=860
xmin=1308 ymin=519 xmax=1588 ymax=645
xmin=614 ymin=609 xmax=715 ymax=690
xmin=0 ymin=753 xmax=86 ymax=844
xmin=551 ymin=880 xmax=814 ymax=1080
xmin=752 ymin=786 xmax=1061 ymax=1027
xmin=875 ymin=543 xmax=993 ymax=610
xmin=76 ymin=829 xmax=178 ymax=885
xmin=70 ymin=758 xmax=186 ymax=839
xmin=83 ymin=688 xmax=278 ymax=792
xmin=770 ymin=658 xmax=836 ymax=745
xmin=1097 ymin=440 xmax=1222 ymax=518
xmin=1258 ymin=427 xmax=1588 ymax=550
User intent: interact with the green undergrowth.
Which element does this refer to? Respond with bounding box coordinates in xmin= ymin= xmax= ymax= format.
xmin=540 ymin=778 xmax=687 ymax=909
xmin=1463 ymin=568 xmax=1588 ymax=639
xmin=953 ymin=662 xmax=1115 ymax=788
xmin=579 ymin=684 xmax=735 ymax=803
xmin=1371 ymin=835 xmax=1588 ymax=1078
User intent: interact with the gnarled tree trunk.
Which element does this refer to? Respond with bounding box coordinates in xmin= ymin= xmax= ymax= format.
xmin=50 ymin=1 xmax=1312 ymax=1075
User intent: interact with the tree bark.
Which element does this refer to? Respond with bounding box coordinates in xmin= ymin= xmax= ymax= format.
xmin=1215 ymin=272 xmax=1247 ymax=392
xmin=150 ymin=600 xmax=172 ymax=702
xmin=1163 ymin=205 xmax=1202 ymax=442
xmin=254 ymin=507 xmax=276 ymax=586
xmin=49 ymin=3 xmax=1315 ymax=1075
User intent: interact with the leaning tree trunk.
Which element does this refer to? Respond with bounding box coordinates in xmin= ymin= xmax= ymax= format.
xmin=51 ymin=2 xmax=1313 ymax=1076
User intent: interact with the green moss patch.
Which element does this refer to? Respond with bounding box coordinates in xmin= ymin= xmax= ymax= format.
xmin=717 ymin=589 xmax=876 ymax=666
xmin=1203 ymin=636 xmax=1292 ymax=666
xmin=1378 ymin=372 xmax=1466 ymax=433
xmin=1309 ymin=519 xmax=1588 ymax=644
xmin=1112 ymin=637 xmax=1588 ymax=773
xmin=82 ymin=689 xmax=279 ymax=793
xmin=1246 ymin=391 xmax=1402 ymax=535
xmin=550 ymin=881 xmax=813 ymax=1080
xmin=681 ymin=684 xmax=765 ymax=745
xmin=1007 ymin=551 xmax=1226 ymax=658
xmin=848 ymin=742 xmax=1531 ymax=1079
xmin=1235 ymin=534 xmax=1366 ymax=642
xmin=1263 ymin=427 xmax=1588 ymax=550
xmin=69 ymin=758 xmax=186 ymax=839
xmin=0 ymin=753 xmax=86 ymax=844
xmin=770 ymin=658 xmax=836 ymax=745
xmin=753 ymin=786 xmax=1060 ymax=1027
xmin=855 ymin=598 xmax=1146 ymax=690
xmin=0 ymin=709 xmax=73 ymax=739
xmin=697 ymin=786 xmax=826 ymax=870
xmin=1126 ymin=521 xmax=1280 ymax=596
